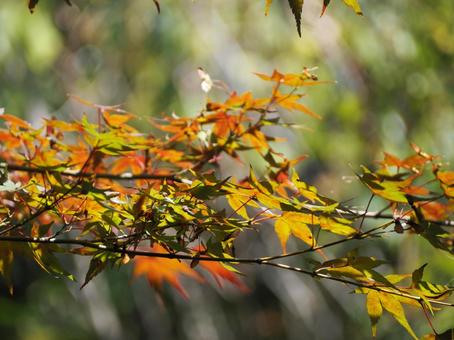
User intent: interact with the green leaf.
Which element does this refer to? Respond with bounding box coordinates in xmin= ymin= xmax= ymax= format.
xmin=81 ymin=251 xmax=122 ymax=289
xmin=412 ymin=263 xmax=427 ymax=286
xmin=287 ymin=0 xmax=304 ymax=37
xmin=81 ymin=254 xmax=108 ymax=289
xmin=357 ymin=166 xmax=409 ymax=203
xmin=30 ymin=244 xmax=75 ymax=281
xmin=421 ymin=224 xmax=453 ymax=254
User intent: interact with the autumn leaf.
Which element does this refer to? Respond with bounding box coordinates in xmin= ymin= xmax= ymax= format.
xmin=378 ymin=293 xmax=418 ymax=340
xmin=357 ymin=166 xmax=411 ymax=203
xmin=275 ymin=212 xmax=315 ymax=253
xmin=133 ymin=245 xmax=204 ymax=299
xmin=411 ymin=264 xmax=453 ymax=299
xmin=199 ymin=261 xmax=249 ymax=293
xmin=264 ymin=0 xmax=273 ymax=15
xmin=321 ymin=0 xmax=363 ymax=16
xmin=343 ymin=0 xmax=363 ymax=15
xmin=287 ymin=0 xmax=304 ymax=37
xmin=366 ymin=291 xmax=382 ymax=337
xmin=0 ymin=114 xmax=31 ymax=130
xmin=255 ymin=69 xmax=328 ymax=87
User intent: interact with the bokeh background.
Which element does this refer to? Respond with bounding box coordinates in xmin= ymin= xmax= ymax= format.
xmin=0 ymin=0 xmax=453 ymax=339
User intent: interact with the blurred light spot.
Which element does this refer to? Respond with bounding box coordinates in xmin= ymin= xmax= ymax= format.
xmin=393 ymin=30 xmax=417 ymax=60
xmin=24 ymin=13 xmax=63 ymax=71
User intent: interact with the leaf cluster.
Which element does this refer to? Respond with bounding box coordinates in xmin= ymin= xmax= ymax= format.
xmin=0 ymin=69 xmax=453 ymax=338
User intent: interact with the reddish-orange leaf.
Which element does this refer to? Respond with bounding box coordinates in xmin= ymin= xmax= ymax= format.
xmin=199 ymin=261 xmax=249 ymax=293
xmin=0 ymin=131 xmax=21 ymax=148
xmin=133 ymin=245 xmax=204 ymax=299
xmin=110 ymin=154 xmax=145 ymax=175
xmin=437 ymin=171 xmax=454 ymax=186
xmin=402 ymin=185 xmax=430 ymax=196
xmin=0 ymin=114 xmax=31 ymax=129
xmin=419 ymin=202 xmax=452 ymax=221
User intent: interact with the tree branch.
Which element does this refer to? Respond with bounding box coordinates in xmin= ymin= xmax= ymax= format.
xmin=6 ymin=163 xmax=180 ymax=182
xmin=0 ymin=235 xmax=452 ymax=308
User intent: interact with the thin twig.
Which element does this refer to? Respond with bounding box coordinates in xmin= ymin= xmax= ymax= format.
xmin=0 ymin=235 xmax=452 ymax=308
xmin=6 ymin=164 xmax=180 ymax=182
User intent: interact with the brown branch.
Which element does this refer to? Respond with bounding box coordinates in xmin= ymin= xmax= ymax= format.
xmin=6 ymin=164 xmax=180 ymax=182
xmin=0 ymin=235 xmax=452 ymax=308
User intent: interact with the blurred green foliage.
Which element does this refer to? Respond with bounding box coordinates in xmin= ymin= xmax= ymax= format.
xmin=0 ymin=0 xmax=453 ymax=339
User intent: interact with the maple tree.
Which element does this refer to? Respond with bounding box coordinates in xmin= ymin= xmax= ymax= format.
xmin=0 ymin=1 xmax=453 ymax=339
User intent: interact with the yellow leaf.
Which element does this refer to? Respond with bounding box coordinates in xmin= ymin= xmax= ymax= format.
xmin=319 ymin=216 xmax=357 ymax=236
xmin=343 ymin=0 xmax=363 ymax=15
xmin=366 ymin=291 xmax=382 ymax=337
xmin=226 ymin=195 xmax=250 ymax=220
xmin=379 ymin=293 xmax=418 ymax=340
xmin=275 ymin=212 xmax=315 ymax=253
xmin=256 ymin=192 xmax=281 ymax=209
xmin=264 ymin=0 xmax=273 ymax=15
xmin=275 ymin=216 xmax=292 ymax=253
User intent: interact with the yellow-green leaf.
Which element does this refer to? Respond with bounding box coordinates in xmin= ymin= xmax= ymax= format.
xmin=343 ymin=0 xmax=363 ymax=15
xmin=226 ymin=195 xmax=250 ymax=220
xmin=319 ymin=216 xmax=357 ymax=236
xmin=379 ymin=293 xmax=418 ymax=340
xmin=366 ymin=291 xmax=382 ymax=337
xmin=0 ymin=243 xmax=14 ymax=294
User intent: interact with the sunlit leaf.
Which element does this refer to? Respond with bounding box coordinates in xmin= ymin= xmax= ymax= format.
xmin=366 ymin=291 xmax=382 ymax=337
xmin=378 ymin=293 xmax=418 ymax=340
xmin=274 ymin=212 xmax=315 ymax=253
xmin=343 ymin=0 xmax=363 ymax=15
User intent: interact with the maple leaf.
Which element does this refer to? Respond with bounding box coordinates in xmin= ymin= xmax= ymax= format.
xmin=288 ymin=0 xmax=304 ymax=37
xmin=378 ymin=293 xmax=418 ymax=340
xmin=199 ymin=261 xmax=249 ymax=293
xmin=275 ymin=212 xmax=315 ymax=253
xmin=321 ymin=0 xmax=363 ymax=17
xmin=366 ymin=291 xmax=382 ymax=337
xmin=133 ymin=245 xmax=204 ymax=299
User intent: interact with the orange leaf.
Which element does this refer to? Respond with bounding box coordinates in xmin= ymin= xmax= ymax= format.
xmin=102 ymin=111 xmax=135 ymax=127
xmin=437 ymin=171 xmax=454 ymax=186
xmin=199 ymin=261 xmax=249 ymax=293
xmin=133 ymin=245 xmax=204 ymax=299
xmin=0 ymin=114 xmax=31 ymax=129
